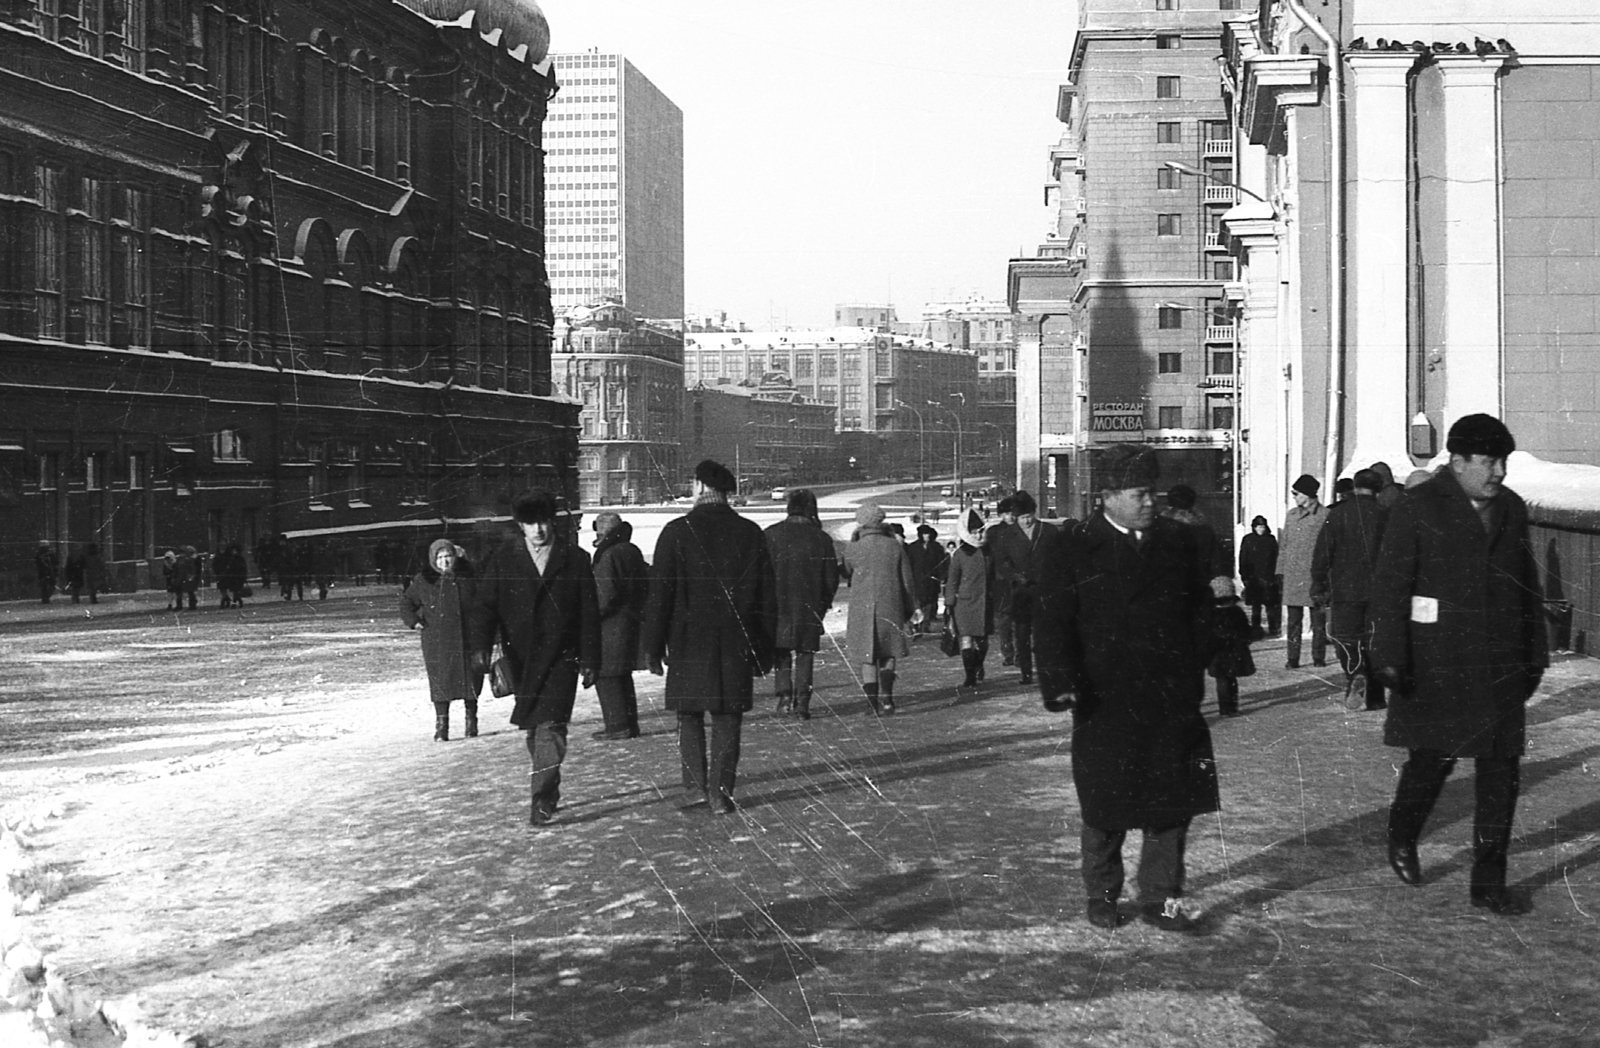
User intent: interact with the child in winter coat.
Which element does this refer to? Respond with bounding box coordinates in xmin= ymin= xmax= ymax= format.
xmin=1208 ymin=578 xmax=1256 ymax=717
xmin=400 ymin=539 xmax=484 ymax=741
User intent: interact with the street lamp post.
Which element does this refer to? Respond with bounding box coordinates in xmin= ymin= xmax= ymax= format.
xmin=895 ymin=399 xmax=926 ymax=514
xmin=930 ymin=393 xmax=965 ymax=508
xmin=1161 ymin=160 xmax=1269 ymax=204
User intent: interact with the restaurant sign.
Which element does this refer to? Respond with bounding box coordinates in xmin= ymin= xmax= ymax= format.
xmin=1090 ymin=402 xmax=1145 ymax=433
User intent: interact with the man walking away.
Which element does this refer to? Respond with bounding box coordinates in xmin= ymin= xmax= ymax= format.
xmin=1279 ymin=475 xmax=1329 ymax=668
xmin=469 ymin=491 xmax=601 ymax=827
xmin=1034 ymin=445 xmax=1219 ymax=933
xmin=643 ymin=460 xmax=777 ymax=815
xmin=764 ymin=489 xmax=840 ymax=720
xmin=591 ymin=512 xmax=649 ymax=740
xmin=1373 ymin=414 xmax=1546 ymax=916
xmin=1311 ymin=469 xmax=1390 ymax=710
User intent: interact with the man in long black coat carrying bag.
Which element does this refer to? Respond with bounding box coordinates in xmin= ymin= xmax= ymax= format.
xmin=1372 ymin=414 xmax=1547 ymax=916
xmin=1034 ymin=445 xmax=1219 ymax=933
xmin=469 ymin=491 xmax=601 ymax=827
xmin=644 ymin=459 xmax=778 ymax=815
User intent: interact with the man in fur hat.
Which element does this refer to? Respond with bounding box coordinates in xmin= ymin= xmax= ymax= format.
xmin=1372 ymin=414 xmax=1546 ymax=916
xmin=988 ymin=489 xmax=1056 ymax=684
xmin=468 ymin=490 xmax=601 ymax=827
xmin=1034 ymin=444 xmax=1220 ymax=933
xmin=1279 ymin=473 xmax=1330 ymax=668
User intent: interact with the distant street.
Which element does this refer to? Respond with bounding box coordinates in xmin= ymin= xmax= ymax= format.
xmin=4 ymin=579 xmax=1600 ymax=1047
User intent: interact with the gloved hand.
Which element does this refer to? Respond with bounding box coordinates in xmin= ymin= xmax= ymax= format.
xmin=648 ymin=655 xmax=664 ymax=676
xmin=470 ymin=650 xmax=492 ymax=674
xmin=1038 ymin=671 xmax=1075 ymax=713
xmin=581 ymin=668 xmax=595 ymax=689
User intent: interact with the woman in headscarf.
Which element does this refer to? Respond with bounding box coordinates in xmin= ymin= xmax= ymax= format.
xmin=943 ymin=508 xmax=996 ymax=688
xmin=840 ymin=500 xmax=919 ymax=714
xmin=400 ymin=538 xmax=483 ymax=741
xmin=1237 ymin=515 xmax=1280 ymax=638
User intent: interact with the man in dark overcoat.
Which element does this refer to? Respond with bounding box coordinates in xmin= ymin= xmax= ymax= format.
xmin=988 ymin=489 xmax=1055 ymax=685
xmin=988 ymin=497 xmax=1019 ymax=665
xmin=591 ymin=512 xmax=649 ymax=740
xmin=469 ymin=490 xmax=601 ymax=827
xmin=1311 ymin=468 xmax=1390 ymax=711
xmin=763 ymin=489 xmax=840 ymax=720
xmin=643 ymin=459 xmax=777 ymax=814
xmin=1372 ymin=414 xmax=1547 ymax=916
xmin=1034 ymin=444 xmax=1219 ymax=933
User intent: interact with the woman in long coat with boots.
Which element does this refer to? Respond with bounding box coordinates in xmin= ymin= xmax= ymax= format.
xmin=840 ymin=500 xmax=919 ymax=714
xmin=400 ymin=539 xmax=483 ymax=741
xmin=944 ymin=508 xmax=996 ymax=688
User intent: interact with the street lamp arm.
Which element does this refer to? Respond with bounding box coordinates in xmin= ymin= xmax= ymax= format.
xmin=1162 ymin=160 xmax=1269 ymax=204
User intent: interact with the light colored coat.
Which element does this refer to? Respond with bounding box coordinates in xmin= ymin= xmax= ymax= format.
xmin=840 ymin=525 xmax=917 ymax=663
xmin=1278 ymin=500 xmax=1328 ymax=606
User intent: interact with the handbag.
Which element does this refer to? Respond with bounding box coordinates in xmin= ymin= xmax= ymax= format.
xmin=489 ymin=654 xmax=516 ymax=698
xmin=938 ymin=610 xmax=960 ymax=658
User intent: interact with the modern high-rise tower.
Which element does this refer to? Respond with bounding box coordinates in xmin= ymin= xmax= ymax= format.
xmin=546 ymin=52 xmax=684 ymax=323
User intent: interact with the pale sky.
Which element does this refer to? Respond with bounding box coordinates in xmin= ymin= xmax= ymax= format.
xmin=536 ymin=0 xmax=1078 ymax=328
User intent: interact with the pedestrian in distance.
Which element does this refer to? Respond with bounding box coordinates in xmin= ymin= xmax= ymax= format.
xmin=1370 ymin=461 xmax=1404 ymax=511
xmin=1279 ymin=474 xmax=1330 ymax=669
xmin=989 ymin=496 xmax=1020 ymax=666
xmin=1372 ymin=414 xmax=1547 ymax=916
xmin=989 ymin=489 xmax=1057 ymax=685
xmin=905 ymin=523 xmax=948 ymax=635
xmin=469 ymin=491 xmax=601 ymax=826
xmin=63 ymin=545 xmax=86 ymax=604
xmin=174 ymin=546 xmax=201 ymax=610
xmin=160 ymin=549 xmax=179 ymax=609
xmin=1238 ymin=516 xmax=1280 ymax=638
xmin=255 ymin=534 xmax=277 ymax=591
xmin=80 ymin=542 xmax=106 ymax=605
xmin=279 ymin=536 xmax=306 ymax=602
xmin=1034 ymin=444 xmax=1220 ymax=933
xmin=34 ymin=540 xmax=58 ymax=604
xmin=401 ymin=539 xmax=484 ymax=741
xmin=1333 ymin=477 xmax=1355 ymax=503
xmin=215 ymin=542 xmax=251 ymax=608
xmin=764 ymin=489 xmax=841 ymax=720
xmin=1207 ymin=578 xmax=1255 ymax=717
xmin=642 ymin=459 xmax=777 ymax=815
xmin=590 ymin=512 xmax=649 ymax=740
xmin=311 ymin=539 xmax=338 ymax=600
xmin=944 ymin=507 xmax=996 ymax=689
xmin=840 ymin=499 xmax=921 ymax=715
xmin=1311 ymin=468 xmax=1390 ymax=711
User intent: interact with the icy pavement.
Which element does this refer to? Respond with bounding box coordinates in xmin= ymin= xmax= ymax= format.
xmin=3 ymin=590 xmax=1600 ymax=1047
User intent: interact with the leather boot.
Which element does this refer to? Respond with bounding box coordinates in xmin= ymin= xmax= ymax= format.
xmin=464 ymin=701 xmax=479 ymax=738
xmin=433 ymin=701 xmax=450 ymax=742
xmin=961 ymin=649 xmax=978 ymax=688
xmin=795 ymin=687 xmax=812 ymax=721
xmin=775 ymin=690 xmax=793 ymax=715
xmin=863 ymin=682 xmax=879 ymax=714
xmin=879 ymin=670 xmax=896 ymax=714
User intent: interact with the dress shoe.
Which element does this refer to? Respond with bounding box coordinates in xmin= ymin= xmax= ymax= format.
xmin=529 ymin=805 xmax=558 ymax=827
xmin=1387 ymin=839 xmax=1422 ymax=886
xmin=1285 ymin=660 xmax=1300 ymax=669
xmin=1470 ymin=886 xmax=1530 ymax=916
xmin=1141 ymin=897 xmax=1197 ymax=933
xmin=1086 ymin=898 xmax=1124 ymax=929
xmin=709 ymin=794 xmax=737 ymax=816
xmin=1019 ymin=671 xmax=1034 ymax=685
xmin=1219 ymin=707 xmax=1240 ymax=718
xmin=1313 ymin=660 xmax=1328 ymax=668
xmin=591 ymin=728 xmax=634 ymax=740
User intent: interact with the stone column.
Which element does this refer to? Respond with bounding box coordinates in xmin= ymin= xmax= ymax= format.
xmin=1433 ymin=55 xmax=1508 ymax=422
xmin=1014 ymin=314 xmax=1044 ymax=495
xmin=1345 ymin=54 xmax=1416 ymax=472
xmin=1225 ymin=208 xmax=1286 ymax=540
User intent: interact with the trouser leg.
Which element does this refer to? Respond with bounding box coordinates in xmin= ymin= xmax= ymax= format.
xmin=773 ymin=649 xmax=794 ymax=710
xmin=463 ymin=700 xmax=479 ymax=738
xmin=1250 ymin=603 xmax=1263 ymax=631
xmin=1389 ymin=748 xmax=1455 ymax=846
xmin=1471 ymin=755 xmax=1521 ymax=894
xmin=433 ymin=701 xmax=450 ymax=741
xmin=997 ymin=604 xmax=1015 ymax=664
xmin=1309 ymin=605 xmax=1328 ymax=664
xmin=1285 ymin=605 xmax=1305 ymax=665
xmin=1013 ymin=600 xmax=1034 ymax=677
xmin=708 ymin=712 xmax=742 ymax=804
xmin=621 ymin=675 xmax=639 ymax=733
xmin=595 ymin=676 xmax=630 ymax=733
xmin=793 ymin=650 xmax=815 ymax=717
xmin=1080 ymin=824 xmax=1127 ymax=903
xmin=678 ymin=712 xmax=708 ymax=796
xmin=1216 ymin=675 xmax=1239 ymax=714
xmin=1136 ymin=821 xmax=1191 ymax=903
xmin=526 ymin=722 xmax=567 ymax=813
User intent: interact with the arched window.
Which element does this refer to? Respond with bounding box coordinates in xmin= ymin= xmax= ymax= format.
xmin=337 ymin=228 xmax=375 ymax=371
xmin=295 ymin=219 xmax=336 ymax=369
xmin=388 ymin=237 xmax=428 ymax=378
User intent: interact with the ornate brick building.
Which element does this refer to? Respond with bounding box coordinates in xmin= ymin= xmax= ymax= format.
xmin=0 ymin=0 xmax=577 ymax=595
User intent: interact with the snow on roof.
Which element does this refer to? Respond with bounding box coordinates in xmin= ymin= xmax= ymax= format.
xmin=1506 ymin=452 xmax=1600 ymax=526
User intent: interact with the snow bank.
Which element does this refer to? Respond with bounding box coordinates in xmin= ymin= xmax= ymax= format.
xmin=0 ymin=802 xmax=202 ymax=1048
xmin=1506 ymin=452 xmax=1600 ymax=528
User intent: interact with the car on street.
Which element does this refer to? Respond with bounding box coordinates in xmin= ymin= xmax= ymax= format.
xmin=770 ymin=486 xmax=787 ymax=502
xmin=939 ymin=485 xmax=955 ymax=497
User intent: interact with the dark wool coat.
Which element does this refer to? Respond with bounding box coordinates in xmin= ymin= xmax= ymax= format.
xmin=1237 ymin=529 xmax=1279 ymax=606
xmin=943 ymin=544 xmax=995 ymax=638
xmin=1311 ymin=494 xmax=1388 ymax=607
xmin=468 ymin=538 xmax=601 ymax=728
xmin=1034 ymin=513 xmax=1220 ymax=831
xmin=906 ymin=537 xmax=949 ymax=610
xmin=643 ymin=502 xmax=778 ymax=713
xmin=1162 ymin=507 xmax=1224 ymax=579
xmin=1370 ymin=468 xmax=1548 ymax=758
xmin=989 ymin=519 xmax=1057 ymax=613
xmin=840 ymin=525 xmax=918 ymax=662
xmin=400 ymin=561 xmax=482 ymax=704
xmin=764 ymin=516 xmax=841 ymax=652
xmin=592 ymin=524 xmax=650 ymax=677
xmin=1207 ymin=599 xmax=1257 ymax=679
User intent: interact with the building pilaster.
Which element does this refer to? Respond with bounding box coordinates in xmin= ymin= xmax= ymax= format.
xmin=1345 ymin=53 xmax=1416 ymax=472
xmin=1225 ymin=212 xmax=1285 ymax=543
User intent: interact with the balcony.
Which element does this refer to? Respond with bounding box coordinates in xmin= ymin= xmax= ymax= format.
xmin=1204 ymin=232 xmax=1227 ymax=252
xmin=1205 ymin=323 xmax=1237 ymax=343
xmin=1073 ymin=195 xmax=1087 ymax=216
xmin=1198 ymin=375 xmax=1236 ymax=390
xmin=1203 ymin=138 xmax=1234 ymax=158
xmin=1203 ymin=185 xmax=1237 ymax=205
